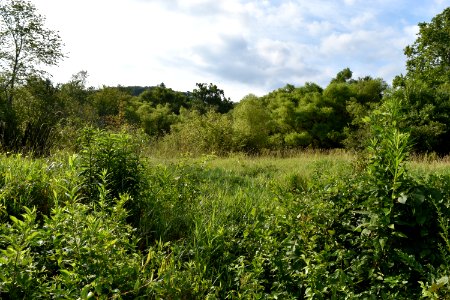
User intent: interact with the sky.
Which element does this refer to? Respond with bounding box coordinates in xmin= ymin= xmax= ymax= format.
xmin=32 ymin=0 xmax=450 ymax=102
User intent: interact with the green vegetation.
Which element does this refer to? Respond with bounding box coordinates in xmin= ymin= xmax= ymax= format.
xmin=1 ymin=118 xmax=450 ymax=298
xmin=2 ymin=0 xmax=450 ymax=298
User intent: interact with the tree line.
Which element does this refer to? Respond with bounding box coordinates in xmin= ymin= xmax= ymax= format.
xmin=1 ymin=0 xmax=450 ymax=155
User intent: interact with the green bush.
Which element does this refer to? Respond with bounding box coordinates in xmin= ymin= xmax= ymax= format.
xmin=77 ymin=127 xmax=142 ymax=201
xmin=156 ymin=109 xmax=233 ymax=156
xmin=0 ymin=177 xmax=156 ymax=299
xmin=232 ymin=94 xmax=272 ymax=153
xmin=2 ymin=105 xmax=450 ymax=298
xmin=137 ymin=162 xmax=201 ymax=245
xmin=290 ymin=96 xmax=450 ymax=298
xmin=0 ymin=154 xmax=54 ymax=221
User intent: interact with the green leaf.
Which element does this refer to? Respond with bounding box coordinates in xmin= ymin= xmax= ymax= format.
xmin=104 ymin=239 xmax=117 ymax=248
xmin=379 ymin=238 xmax=386 ymax=251
xmin=412 ymin=192 xmax=425 ymax=204
xmin=397 ymin=193 xmax=408 ymax=204
xmin=134 ymin=278 xmax=141 ymax=292
xmin=436 ymin=276 xmax=449 ymax=286
xmin=362 ymin=228 xmax=372 ymax=236
xmin=392 ymin=231 xmax=408 ymax=238
xmin=60 ymin=269 xmax=73 ymax=278
xmin=26 ymin=231 xmax=39 ymax=242
xmin=9 ymin=215 xmax=21 ymax=225
xmin=80 ymin=285 xmax=90 ymax=299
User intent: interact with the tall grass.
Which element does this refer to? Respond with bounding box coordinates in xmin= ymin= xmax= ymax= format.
xmin=2 ymin=125 xmax=450 ymax=298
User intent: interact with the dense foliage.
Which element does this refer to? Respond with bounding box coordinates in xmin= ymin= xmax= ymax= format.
xmin=1 ymin=68 xmax=390 ymax=155
xmin=0 ymin=4 xmax=450 ymax=156
xmin=2 ymin=1 xmax=450 ymax=298
xmin=1 ymin=111 xmax=450 ymax=298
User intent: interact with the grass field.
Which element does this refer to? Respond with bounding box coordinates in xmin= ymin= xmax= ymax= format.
xmin=2 ymin=135 xmax=450 ymax=298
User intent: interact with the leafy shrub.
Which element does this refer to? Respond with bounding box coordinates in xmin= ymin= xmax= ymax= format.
xmin=0 ymin=154 xmax=54 ymax=221
xmin=77 ymin=127 xmax=142 ymax=201
xmin=2 ymin=100 xmax=450 ymax=298
xmin=284 ymin=131 xmax=313 ymax=148
xmin=291 ymin=96 xmax=450 ymax=298
xmin=232 ymin=94 xmax=272 ymax=153
xmin=156 ymin=109 xmax=233 ymax=156
xmin=136 ymin=162 xmax=201 ymax=245
xmin=278 ymin=172 xmax=309 ymax=194
xmin=0 ymin=176 xmax=156 ymax=299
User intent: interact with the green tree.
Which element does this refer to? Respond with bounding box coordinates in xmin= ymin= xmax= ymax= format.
xmin=343 ymin=76 xmax=387 ymax=149
xmin=161 ymin=108 xmax=233 ymax=155
xmin=404 ymin=8 xmax=450 ymax=86
xmin=57 ymin=71 xmax=96 ymax=125
xmin=136 ymin=103 xmax=177 ymax=137
xmin=189 ymin=83 xmax=233 ymax=114
xmin=13 ymin=76 xmax=60 ymax=154
xmin=263 ymin=78 xmax=353 ymax=149
xmin=330 ymin=67 xmax=353 ymax=84
xmin=396 ymin=81 xmax=450 ymax=153
xmin=0 ymin=0 xmax=64 ymax=106
xmin=232 ymin=94 xmax=271 ymax=152
xmin=0 ymin=0 xmax=63 ymax=151
xmin=89 ymin=86 xmax=132 ymax=128
xmin=138 ymin=83 xmax=188 ymax=114
xmin=398 ymin=7 xmax=450 ymax=153
xmin=321 ymin=81 xmax=352 ymax=146
xmin=261 ymin=71 xmax=385 ymax=150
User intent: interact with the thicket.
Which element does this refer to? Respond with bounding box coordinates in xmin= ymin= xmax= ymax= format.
xmin=2 ymin=95 xmax=450 ymax=298
xmin=2 ymin=1 xmax=450 ymax=298
xmin=1 ymin=3 xmax=450 ymax=157
xmin=3 ymin=65 xmax=448 ymax=157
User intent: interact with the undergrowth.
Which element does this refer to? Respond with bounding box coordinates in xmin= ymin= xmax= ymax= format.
xmin=1 ymin=102 xmax=450 ymax=298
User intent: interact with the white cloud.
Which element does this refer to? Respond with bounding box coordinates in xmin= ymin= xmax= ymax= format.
xmin=435 ymin=0 xmax=447 ymax=4
xmin=30 ymin=0 xmax=450 ymax=101
xmin=343 ymin=0 xmax=358 ymax=5
xmin=319 ymin=30 xmax=392 ymax=59
xmin=306 ymin=20 xmax=333 ymax=36
xmin=349 ymin=12 xmax=376 ymax=27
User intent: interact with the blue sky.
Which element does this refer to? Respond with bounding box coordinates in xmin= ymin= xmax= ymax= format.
xmin=33 ymin=0 xmax=450 ymax=101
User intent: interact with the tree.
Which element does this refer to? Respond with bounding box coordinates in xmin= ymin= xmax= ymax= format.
xmin=232 ymin=94 xmax=271 ymax=152
xmin=57 ymin=71 xmax=96 ymax=126
xmin=136 ymin=103 xmax=176 ymax=137
xmin=189 ymin=83 xmax=233 ymax=114
xmin=163 ymin=108 xmax=233 ymax=155
xmin=89 ymin=86 xmax=132 ymax=128
xmin=330 ymin=67 xmax=353 ymax=84
xmin=14 ymin=76 xmax=60 ymax=154
xmin=404 ymin=7 xmax=450 ymax=86
xmin=0 ymin=0 xmax=64 ymax=106
xmin=139 ymin=83 xmax=188 ymax=114
xmin=343 ymin=77 xmax=386 ymax=149
xmin=398 ymin=7 xmax=450 ymax=153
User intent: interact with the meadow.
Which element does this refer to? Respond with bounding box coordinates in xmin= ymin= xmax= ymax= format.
xmin=2 ymin=119 xmax=450 ymax=299
xmin=3 ymin=1 xmax=450 ymax=298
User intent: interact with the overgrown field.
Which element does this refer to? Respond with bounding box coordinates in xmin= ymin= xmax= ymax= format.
xmin=1 ymin=103 xmax=450 ymax=299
